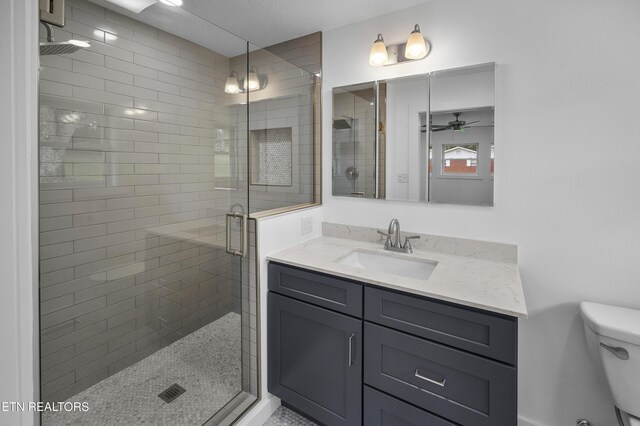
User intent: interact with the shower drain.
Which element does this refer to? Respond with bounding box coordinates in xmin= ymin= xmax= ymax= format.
xmin=158 ymin=384 xmax=186 ymax=403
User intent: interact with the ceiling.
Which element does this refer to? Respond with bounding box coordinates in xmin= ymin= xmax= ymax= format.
xmin=182 ymin=0 xmax=432 ymax=49
xmin=91 ymin=0 xmax=431 ymax=57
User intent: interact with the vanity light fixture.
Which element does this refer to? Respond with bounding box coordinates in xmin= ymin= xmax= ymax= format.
xmin=369 ymin=34 xmax=388 ymax=66
xmin=369 ymin=24 xmax=431 ymax=66
xmin=244 ymin=66 xmax=260 ymax=91
xmin=404 ymin=24 xmax=428 ymax=59
xmin=225 ymin=67 xmax=266 ymax=94
xmin=225 ymin=71 xmax=241 ymax=94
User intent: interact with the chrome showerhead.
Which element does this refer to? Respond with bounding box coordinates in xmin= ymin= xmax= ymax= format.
xmin=333 ymin=119 xmax=352 ymax=130
xmin=333 ymin=116 xmax=354 ymax=130
xmin=40 ymin=40 xmax=89 ymax=55
xmin=39 ymin=22 xmax=90 ymax=56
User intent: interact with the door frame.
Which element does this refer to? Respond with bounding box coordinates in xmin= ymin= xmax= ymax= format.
xmin=3 ymin=0 xmax=40 ymax=425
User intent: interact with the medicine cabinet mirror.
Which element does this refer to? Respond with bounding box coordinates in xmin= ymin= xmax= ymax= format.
xmin=331 ymin=63 xmax=495 ymax=206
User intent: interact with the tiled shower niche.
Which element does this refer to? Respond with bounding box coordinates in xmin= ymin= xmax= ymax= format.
xmin=250 ymin=127 xmax=293 ymax=187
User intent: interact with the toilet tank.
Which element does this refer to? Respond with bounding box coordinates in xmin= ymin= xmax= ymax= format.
xmin=581 ymin=302 xmax=640 ymax=417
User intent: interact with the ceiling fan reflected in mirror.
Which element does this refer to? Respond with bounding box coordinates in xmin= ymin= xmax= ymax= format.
xmin=422 ymin=112 xmax=493 ymax=133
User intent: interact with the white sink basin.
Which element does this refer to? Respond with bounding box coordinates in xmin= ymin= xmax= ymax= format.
xmin=336 ymin=249 xmax=437 ymax=281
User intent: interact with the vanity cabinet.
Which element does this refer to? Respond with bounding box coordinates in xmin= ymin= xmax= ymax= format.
xmin=268 ymin=264 xmax=363 ymax=425
xmin=268 ymin=262 xmax=518 ymax=426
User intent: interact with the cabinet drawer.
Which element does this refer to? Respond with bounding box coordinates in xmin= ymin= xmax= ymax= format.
xmin=364 ymin=386 xmax=455 ymax=426
xmin=364 ymin=323 xmax=516 ymax=426
xmin=268 ymin=293 xmax=362 ymax=426
xmin=365 ymin=286 xmax=516 ymax=364
xmin=269 ymin=263 xmax=363 ymax=317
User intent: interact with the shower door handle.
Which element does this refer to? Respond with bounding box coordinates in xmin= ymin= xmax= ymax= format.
xmin=226 ymin=212 xmax=248 ymax=257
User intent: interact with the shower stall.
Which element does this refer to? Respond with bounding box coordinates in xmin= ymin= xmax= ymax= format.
xmin=37 ymin=0 xmax=320 ymax=424
xmin=331 ymin=82 xmax=378 ymax=198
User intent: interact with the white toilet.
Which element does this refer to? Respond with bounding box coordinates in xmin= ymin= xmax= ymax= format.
xmin=580 ymin=302 xmax=640 ymax=426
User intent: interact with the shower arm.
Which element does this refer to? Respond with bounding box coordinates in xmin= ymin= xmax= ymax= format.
xmin=41 ymin=22 xmax=55 ymax=42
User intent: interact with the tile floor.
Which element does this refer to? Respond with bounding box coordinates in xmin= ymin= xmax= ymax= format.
xmin=263 ymin=406 xmax=316 ymax=426
xmin=44 ymin=312 xmax=242 ymax=426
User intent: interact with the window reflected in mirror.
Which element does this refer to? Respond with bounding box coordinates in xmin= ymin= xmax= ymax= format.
xmin=441 ymin=144 xmax=478 ymax=175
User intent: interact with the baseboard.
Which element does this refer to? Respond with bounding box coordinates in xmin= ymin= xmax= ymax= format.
xmin=519 ymin=415 xmax=549 ymax=426
xmin=234 ymin=394 xmax=280 ymax=426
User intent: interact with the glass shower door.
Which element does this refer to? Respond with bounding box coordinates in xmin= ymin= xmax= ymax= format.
xmin=38 ymin=0 xmax=254 ymax=423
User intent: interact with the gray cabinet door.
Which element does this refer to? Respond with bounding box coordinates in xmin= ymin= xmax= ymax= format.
xmin=268 ymin=292 xmax=362 ymax=426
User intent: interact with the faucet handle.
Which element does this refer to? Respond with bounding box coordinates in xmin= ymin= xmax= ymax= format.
xmin=377 ymin=230 xmax=392 ymax=249
xmin=403 ymin=235 xmax=420 ymax=253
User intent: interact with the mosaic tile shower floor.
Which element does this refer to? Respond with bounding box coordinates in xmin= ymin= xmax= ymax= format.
xmin=43 ymin=312 xmax=242 ymax=426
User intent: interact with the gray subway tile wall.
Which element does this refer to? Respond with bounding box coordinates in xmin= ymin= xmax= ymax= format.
xmin=39 ymin=0 xmax=320 ymax=409
xmin=39 ymin=0 xmax=241 ymax=403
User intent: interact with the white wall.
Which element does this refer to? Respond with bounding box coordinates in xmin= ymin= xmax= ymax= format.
xmin=322 ymin=0 xmax=640 ymax=425
xmin=0 ymin=0 xmax=39 ymax=425
xmin=237 ymin=206 xmax=324 ymax=426
xmin=385 ymin=76 xmax=428 ymax=201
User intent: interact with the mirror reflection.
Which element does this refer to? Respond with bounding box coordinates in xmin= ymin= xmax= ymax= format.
xmin=332 ymin=82 xmax=378 ymax=198
xmin=429 ymin=64 xmax=495 ymax=205
xmin=331 ymin=63 xmax=495 ymax=206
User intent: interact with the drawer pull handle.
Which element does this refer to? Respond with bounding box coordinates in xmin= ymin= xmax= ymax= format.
xmin=348 ymin=333 xmax=356 ymax=366
xmin=414 ymin=369 xmax=446 ymax=387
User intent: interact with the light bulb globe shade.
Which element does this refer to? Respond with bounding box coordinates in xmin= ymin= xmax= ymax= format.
xmin=224 ymin=73 xmax=240 ymax=94
xmin=369 ymin=34 xmax=388 ymax=66
xmin=244 ymin=69 xmax=260 ymax=91
xmin=159 ymin=0 xmax=183 ymax=6
xmin=404 ymin=25 xmax=428 ymax=60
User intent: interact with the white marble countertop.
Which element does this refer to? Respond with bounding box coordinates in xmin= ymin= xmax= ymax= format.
xmin=267 ymin=236 xmax=527 ymax=318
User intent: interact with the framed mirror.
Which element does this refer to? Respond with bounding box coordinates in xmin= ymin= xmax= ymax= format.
xmin=331 ymin=63 xmax=495 ymax=206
